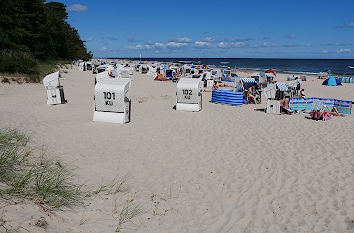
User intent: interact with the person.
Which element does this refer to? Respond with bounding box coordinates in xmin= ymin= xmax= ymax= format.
xmin=248 ymin=83 xmax=259 ymax=104
xmin=268 ymin=77 xmax=274 ymax=84
xmin=212 ymin=81 xmax=219 ymax=90
xmin=280 ymin=97 xmax=293 ymax=114
xmin=299 ymin=89 xmax=305 ymax=98
xmin=327 ymin=107 xmax=346 ymax=117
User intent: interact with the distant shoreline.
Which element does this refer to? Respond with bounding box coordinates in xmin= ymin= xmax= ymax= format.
xmin=95 ymin=58 xmax=354 ymax=76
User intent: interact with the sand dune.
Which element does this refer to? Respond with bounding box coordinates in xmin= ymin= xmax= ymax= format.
xmin=0 ymin=68 xmax=353 ymax=232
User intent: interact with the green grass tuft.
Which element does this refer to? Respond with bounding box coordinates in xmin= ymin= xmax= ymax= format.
xmin=114 ymin=201 xmax=144 ymax=232
xmin=90 ymin=175 xmax=129 ymax=197
xmin=0 ymin=129 xmax=83 ymax=209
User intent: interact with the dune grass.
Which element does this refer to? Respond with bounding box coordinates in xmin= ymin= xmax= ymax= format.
xmin=0 ymin=128 xmax=143 ymax=231
xmin=113 ymin=200 xmax=144 ymax=232
xmin=90 ymin=175 xmax=129 ymax=197
xmin=0 ymin=129 xmax=82 ymax=209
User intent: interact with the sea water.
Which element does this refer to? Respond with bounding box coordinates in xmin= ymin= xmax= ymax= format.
xmin=119 ymin=58 xmax=354 ymax=75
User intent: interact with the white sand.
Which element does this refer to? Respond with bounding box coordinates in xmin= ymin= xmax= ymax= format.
xmin=0 ymin=68 xmax=354 ymax=233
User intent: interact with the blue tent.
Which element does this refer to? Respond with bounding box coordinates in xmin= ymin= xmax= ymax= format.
xmin=323 ymin=76 xmax=341 ymax=86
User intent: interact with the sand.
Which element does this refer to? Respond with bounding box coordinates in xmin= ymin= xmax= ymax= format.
xmin=0 ymin=67 xmax=353 ymax=233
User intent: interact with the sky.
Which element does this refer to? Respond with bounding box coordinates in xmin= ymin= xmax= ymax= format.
xmin=54 ymin=0 xmax=354 ymax=58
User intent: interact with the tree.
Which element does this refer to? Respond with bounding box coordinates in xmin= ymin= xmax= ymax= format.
xmin=0 ymin=0 xmax=92 ymax=61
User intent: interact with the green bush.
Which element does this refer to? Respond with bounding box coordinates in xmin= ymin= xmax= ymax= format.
xmin=0 ymin=50 xmax=39 ymax=75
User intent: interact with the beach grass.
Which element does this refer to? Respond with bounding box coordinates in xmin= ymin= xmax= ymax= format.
xmin=0 ymin=128 xmax=143 ymax=231
xmin=88 ymin=175 xmax=129 ymax=198
xmin=0 ymin=129 xmax=83 ymax=209
xmin=113 ymin=200 xmax=144 ymax=232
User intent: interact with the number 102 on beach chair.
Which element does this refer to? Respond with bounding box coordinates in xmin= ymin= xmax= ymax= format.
xmin=176 ymin=78 xmax=203 ymax=112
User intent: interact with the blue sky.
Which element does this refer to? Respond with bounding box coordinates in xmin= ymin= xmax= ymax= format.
xmin=55 ymin=0 xmax=354 ymax=58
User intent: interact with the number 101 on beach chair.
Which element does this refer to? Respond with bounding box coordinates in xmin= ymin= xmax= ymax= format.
xmin=93 ymin=79 xmax=131 ymax=124
xmin=176 ymin=78 xmax=203 ymax=112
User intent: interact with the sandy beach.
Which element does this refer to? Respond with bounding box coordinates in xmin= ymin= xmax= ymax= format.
xmin=0 ymin=67 xmax=354 ymax=233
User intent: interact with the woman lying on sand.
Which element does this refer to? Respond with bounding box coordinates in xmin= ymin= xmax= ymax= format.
xmin=328 ymin=107 xmax=346 ymax=116
xmin=304 ymin=106 xmax=346 ymax=120
xmin=211 ymin=82 xmax=233 ymax=90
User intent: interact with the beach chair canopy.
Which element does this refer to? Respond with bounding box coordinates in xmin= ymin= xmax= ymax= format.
xmin=94 ymin=79 xmax=131 ymax=113
xmin=276 ymin=83 xmax=289 ymax=91
xmin=265 ymin=69 xmax=276 ymax=76
xmin=176 ymin=78 xmax=202 ymax=104
xmin=241 ymin=78 xmax=256 ymax=90
xmin=43 ymin=72 xmax=60 ymax=89
xmin=265 ymin=73 xmax=274 ymax=78
xmin=250 ymin=72 xmax=261 ymax=78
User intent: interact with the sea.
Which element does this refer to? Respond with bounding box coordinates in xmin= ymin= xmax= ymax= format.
xmin=119 ymin=58 xmax=354 ymax=76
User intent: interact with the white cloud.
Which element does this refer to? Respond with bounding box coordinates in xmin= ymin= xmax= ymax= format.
xmin=264 ymin=42 xmax=278 ymax=48
xmin=218 ymin=42 xmax=227 ymax=48
xmin=86 ymin=38 xmax=93 ymax=42
xmin=167 ymin=42 xmax=188 ymax=48
xmin=195 ymin=41 xmax=210 ymax=48
xmin=168 ymin=37 xmax=192 ymax=43
xmin=125 ymin=42 xmax=166 ymax=50
xmin=67 ymin=4 xmax=88 ymax=12
xmin=175 ymin=37 xmax=192 ymax=43
xmin=322 ymin=50 xmax=328 ymax=54
xmin=154 ymin=42 xmax=166 ymax=49
xmin=225 ymin=38 xmax=254 ymax=42
xmin=336 ymin=22 xmax=354 ymax=28
xmin=203 ymin=37 xmax=215 ymax=42
xmin=336 ymin=48 xmax=351 ymax=53
xmin=101 ymin=46 xmax=107 ymax=52
xmin=218 ymin=41 xmax=246 ymax=48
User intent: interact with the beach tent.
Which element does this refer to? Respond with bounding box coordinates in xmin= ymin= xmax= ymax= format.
xmin=154 ymin=74 xmax=167 ymax=81
xmin=322 ymin=76 xmax=341 ymax=86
